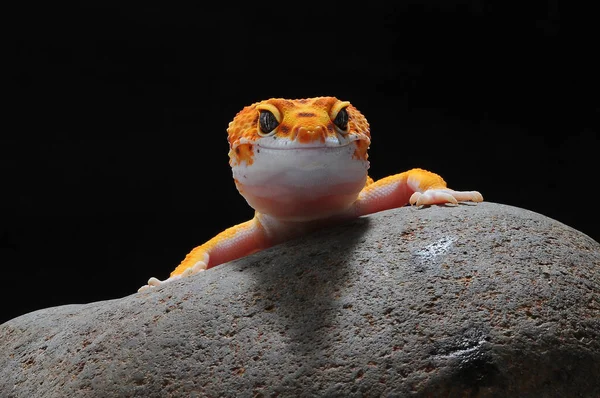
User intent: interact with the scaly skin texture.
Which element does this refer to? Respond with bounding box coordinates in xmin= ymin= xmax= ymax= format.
xmin=139 ymin=97 xmax=483 ymax=292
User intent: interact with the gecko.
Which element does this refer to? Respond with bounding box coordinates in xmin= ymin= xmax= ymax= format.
xmin=138 ymin=97 xmax=483 ymax=292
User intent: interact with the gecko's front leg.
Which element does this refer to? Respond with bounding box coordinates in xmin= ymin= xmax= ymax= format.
xmin=353 ymin=168 xmax=483 ymax=217
xmin=138 ymin=216 xmax=269 ymax=292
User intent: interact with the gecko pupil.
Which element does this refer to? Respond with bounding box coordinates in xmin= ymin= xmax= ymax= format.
xmin=333 ymin=107 xmax=349 ymax=130
xmin=259 ymin=110 xmax=279 ymax=134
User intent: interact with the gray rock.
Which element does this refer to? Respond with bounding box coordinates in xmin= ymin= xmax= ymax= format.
xmin=1 ymin=202 xmax=599 ymax=397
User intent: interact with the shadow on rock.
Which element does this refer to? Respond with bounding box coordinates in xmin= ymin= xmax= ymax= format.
xmin=249 ymin=217 xmax=371 ymax=360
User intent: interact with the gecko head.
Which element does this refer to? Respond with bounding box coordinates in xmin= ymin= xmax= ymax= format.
xmin=227 ymin=97 xmax=371 ymax=166
xmin=226 ymin=97 xmax=371 ymax=221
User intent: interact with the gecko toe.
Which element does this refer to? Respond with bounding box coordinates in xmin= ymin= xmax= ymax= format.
xmin=138 ymin=277 xmax=163 ymax=292
xmin=191 ymin=261 xmax=208 ymax=274
xmin=181 ymin=268 xmax=195 ymax=278
xmin=409 ymin=192 xmax=421 ymax=206
xmin=148 ymin=277 xmax=163 ymax=286
xmin=137 ymin=284 xmax=150 ymax=293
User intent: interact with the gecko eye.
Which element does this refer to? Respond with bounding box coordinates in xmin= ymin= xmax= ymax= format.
xmin=258 ymin=110 xmax=279 ymax=136
xmin=333 ymin=107 xmax=349 ymax=131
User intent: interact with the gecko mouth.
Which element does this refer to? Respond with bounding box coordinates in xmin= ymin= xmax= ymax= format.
xmin=250 ymin=136 xmax=369 ymax=151
xmin=256 ymin=142 xmax=351 ymax=150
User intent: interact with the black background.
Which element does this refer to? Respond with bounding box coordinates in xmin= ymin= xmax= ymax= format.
xmin=4 ymin=2 xmax=598 ymax=324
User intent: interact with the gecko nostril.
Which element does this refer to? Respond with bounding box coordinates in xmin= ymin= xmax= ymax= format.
xmin=310 ymin=125 xmax=325 ymax=134
xmin=294 ymin=125 xmax=326 ymax=144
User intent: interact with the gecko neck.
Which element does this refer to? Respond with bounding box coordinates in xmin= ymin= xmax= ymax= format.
xmin=255 ymin=210 xmax=355 ymax=245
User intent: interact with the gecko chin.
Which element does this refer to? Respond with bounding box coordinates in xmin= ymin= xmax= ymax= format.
xmin=231 ymin=144 xmax=369 ymax=221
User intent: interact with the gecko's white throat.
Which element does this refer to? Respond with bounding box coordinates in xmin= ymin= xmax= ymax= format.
xmin=231 ymin=144 xmax=369 ymax=221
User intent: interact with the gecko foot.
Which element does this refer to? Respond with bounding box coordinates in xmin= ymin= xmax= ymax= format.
xmin=137 ymin=259 xmax=208 ymax=293
xmin=410 ymin=189 xmax=483 ymax=207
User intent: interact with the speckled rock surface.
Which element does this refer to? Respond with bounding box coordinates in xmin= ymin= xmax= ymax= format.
xmin=1 ymin=202 xmax=599 ymax=397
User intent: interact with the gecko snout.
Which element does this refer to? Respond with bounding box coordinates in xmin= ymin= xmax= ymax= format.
xmin=294 ymin=125 xmax=327 ymax=144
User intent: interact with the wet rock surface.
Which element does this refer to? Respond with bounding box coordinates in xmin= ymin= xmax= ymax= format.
xmin=1 ymin=202 xmax=599 ymax=397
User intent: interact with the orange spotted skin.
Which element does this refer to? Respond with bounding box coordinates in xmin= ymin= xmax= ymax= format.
xmin=138 ymin=97 xmax=483 ymax=292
